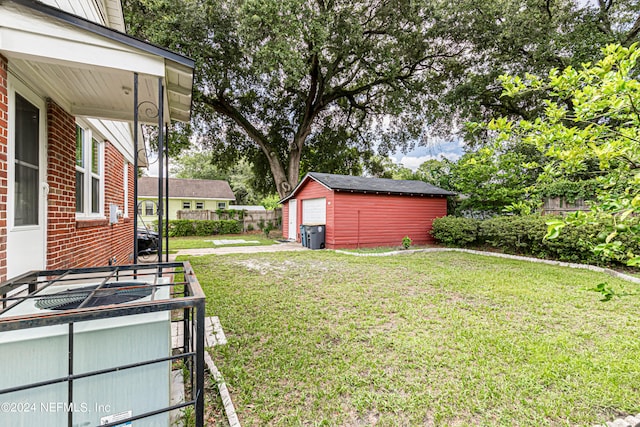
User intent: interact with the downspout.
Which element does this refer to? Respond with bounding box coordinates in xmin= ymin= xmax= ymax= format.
xmin=357 ymin=210 xmax=360 ymax=249
xmin=133 ymin=73 xmax=139 ymax=264
xmin=165 ymin=123 xmax=169 ymax=262
xmin=157 ymin=79 xmax=164 ymax=263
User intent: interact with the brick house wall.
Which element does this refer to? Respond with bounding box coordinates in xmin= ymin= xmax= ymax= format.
xmin=0 ymin=69 xmax=134 ymax=282
xmin=46 ymin=101 xmax=134 ymax=270
xmin=0 ymin=55 xmax=7 ymax=280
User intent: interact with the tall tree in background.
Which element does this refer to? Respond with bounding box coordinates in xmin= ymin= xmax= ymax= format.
xmin=170 ymin=152 xmax=260 ymax=205
xmin=125 ymin=0 xmax=455 ymax=198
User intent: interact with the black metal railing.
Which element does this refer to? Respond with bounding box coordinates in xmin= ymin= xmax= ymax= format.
xmin=0 ymin=262 xmax=205 ymax=427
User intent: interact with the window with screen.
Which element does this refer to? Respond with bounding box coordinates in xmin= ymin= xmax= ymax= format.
xmin=75 ymin=124 xmax=103 ymax=216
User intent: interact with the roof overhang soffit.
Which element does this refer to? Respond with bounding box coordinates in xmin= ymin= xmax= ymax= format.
xmin=0 ymin=0 xmax=194 ymax=124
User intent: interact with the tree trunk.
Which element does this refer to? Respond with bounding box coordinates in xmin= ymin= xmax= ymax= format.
xmin=269 ymin=145 xmax=301 ymax=200
xmin=261 ymin=147 xmax=293 ymax=200
xmin=285 ymin=146 xmax=302 ymax=198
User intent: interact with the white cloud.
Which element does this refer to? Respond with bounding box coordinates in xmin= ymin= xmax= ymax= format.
xmin=390 ymin=136 xmax=466 ymax=171
xmin=395 ymin=152 xmax=461 ymax=171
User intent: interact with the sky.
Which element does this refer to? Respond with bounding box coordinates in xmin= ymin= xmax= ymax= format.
xmin=147 ymin=137 xmax=466 ymax=177
xmin=390 ymin=138 xmax=465 ymax=171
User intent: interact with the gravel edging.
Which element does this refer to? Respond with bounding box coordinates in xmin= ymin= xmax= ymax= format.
xmin=593 ymin=413 xmax=640 ymax=427
xmin=334 ymin=247 xmax=640 ymax=285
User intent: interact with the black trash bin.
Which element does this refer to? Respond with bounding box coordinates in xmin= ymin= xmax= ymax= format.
xmin=307 ymin=225 xmax=325 ymax=250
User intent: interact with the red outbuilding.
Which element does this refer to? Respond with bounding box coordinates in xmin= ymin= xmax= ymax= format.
xmin=280 ymin=172 xmax=454 ymax=249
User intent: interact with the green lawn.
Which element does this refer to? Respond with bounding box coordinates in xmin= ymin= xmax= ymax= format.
xmin=188 ymin=251 xmax=640 ymax=426
xmin=168 ymin=234 xmax=278 ymax=250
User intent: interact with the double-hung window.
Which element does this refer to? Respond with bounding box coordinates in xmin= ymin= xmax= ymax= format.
xmin=145 ymin=201 xmax=154 ymax=216
xmin=75 ymin=124 xmax=103 ymax=216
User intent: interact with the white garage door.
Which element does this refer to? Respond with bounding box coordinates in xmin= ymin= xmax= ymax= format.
xmin=302 ymin=198 xmax=326 ymax=224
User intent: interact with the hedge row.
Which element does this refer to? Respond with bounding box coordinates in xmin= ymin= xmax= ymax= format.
xmin=431 ymin=215 xmax=640 ymax=266
xmin=167 ymin=219 xmax=241 ymax=237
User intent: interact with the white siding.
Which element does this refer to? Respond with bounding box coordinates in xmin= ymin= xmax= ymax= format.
xmin=39 ymin=0 xmax=125 ymax=31
xmin=40 ymin=0 xmax=107 ymax=25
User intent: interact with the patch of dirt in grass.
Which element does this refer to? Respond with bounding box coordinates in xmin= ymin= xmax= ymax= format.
xmin=350 ymin=410 xmax=380 ymax=426
xmin=403 ymin=284 xmax=435 ymax=297
xmin=232 ymin=259 xmax=294 ymax=274
xmin=373 ymin=318 xmax=398 ymax=334
xmin=233 ymin=259 xmax=343 ymax=276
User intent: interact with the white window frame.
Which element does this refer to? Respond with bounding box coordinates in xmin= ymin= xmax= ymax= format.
xmin=195 ymin=201 xmax=204 ymax=210
xmin=217 ymin=202 xmax=226 ymax=209
xmin=6 ymin=73 xmax=48 ymax=278
xmin=144 ymin=201 xmax=154 ymax=216
xmin=75 ymin=121 xmax=104 ymax=218
xmin=182 ymin=201 xmax=191 ymax=210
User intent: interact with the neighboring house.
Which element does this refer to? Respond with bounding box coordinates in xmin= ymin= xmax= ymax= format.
xmin=0 ymin=0 xmax=194 ymax=281
xmin=137 ymin=177 xmax=235 ymax=223
xmin=281 ymin=172 xmax=454 ymax=249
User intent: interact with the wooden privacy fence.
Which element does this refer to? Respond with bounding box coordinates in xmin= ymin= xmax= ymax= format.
xmin=541 ymin=197 xmax=590 ymax=215
xmin=177 ymin=208 xmax=283 ymax=232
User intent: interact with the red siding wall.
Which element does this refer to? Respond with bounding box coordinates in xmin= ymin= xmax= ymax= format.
xmin=46 ymin=101 xmax=134 ymax=271
xmin=285 ymin=177 xmax=448 ymax=249
xmin=332 ymin=192 xmax=447 ymax=249
xmin=0 ymin=55 xmax=7 ymax=280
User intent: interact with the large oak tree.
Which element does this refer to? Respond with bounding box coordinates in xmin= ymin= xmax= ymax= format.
xmin=125 ymin=0 xmax=456 ymax=198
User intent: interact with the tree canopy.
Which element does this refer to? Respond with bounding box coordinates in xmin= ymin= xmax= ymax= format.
xmin=123 ymin=0 xmax=640 ymax=198
xmin=432 ymin=0 xmax=640 ymax=141
xmin=171 ymin=152 xmax=261 ymax=205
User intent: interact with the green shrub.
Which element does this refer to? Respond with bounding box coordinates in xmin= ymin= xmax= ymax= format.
xmin=219 ymin=220 xmax=241 ymax=234
xmin=257 ymin=219 xmax=275 ymax=238
xmin=167 ymin=219 xmax=241 ymax=237
xmin=431 ymin=216 xmax=480 ymax=246
xmin=479 ymin=215 xmax=548 ymax=255
xmin=431 ymin=214 xmax=640 ymax=267
xmin=402 ymin=236 xmax=412 ymax=249
xmin=168 ymin=220 xmax=195 ymax=237
xmin=542 ymin=221 xmax=601 ymax=263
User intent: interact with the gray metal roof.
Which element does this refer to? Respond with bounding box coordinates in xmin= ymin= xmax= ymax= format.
xmin=138 ymin=177 xmax=235 ymax=200
xmin=281 ymin=172 xmax=455 ymax=202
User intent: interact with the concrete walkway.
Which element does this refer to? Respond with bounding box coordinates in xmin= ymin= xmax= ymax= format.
xmin=171 ymin=316 xmax=240 ymax=427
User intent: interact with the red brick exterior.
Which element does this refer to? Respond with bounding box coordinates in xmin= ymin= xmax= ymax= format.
xmin=0 ymin=55 xmax=7 ymax=280
xmin=46 ymin=101 xmax=134 ymax=271
xmin=0 ymin=66 xmax=134 ymax=282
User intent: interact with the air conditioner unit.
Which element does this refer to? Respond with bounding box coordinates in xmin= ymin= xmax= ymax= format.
xmin=0 ymin=278 xmax=171 ymax=427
